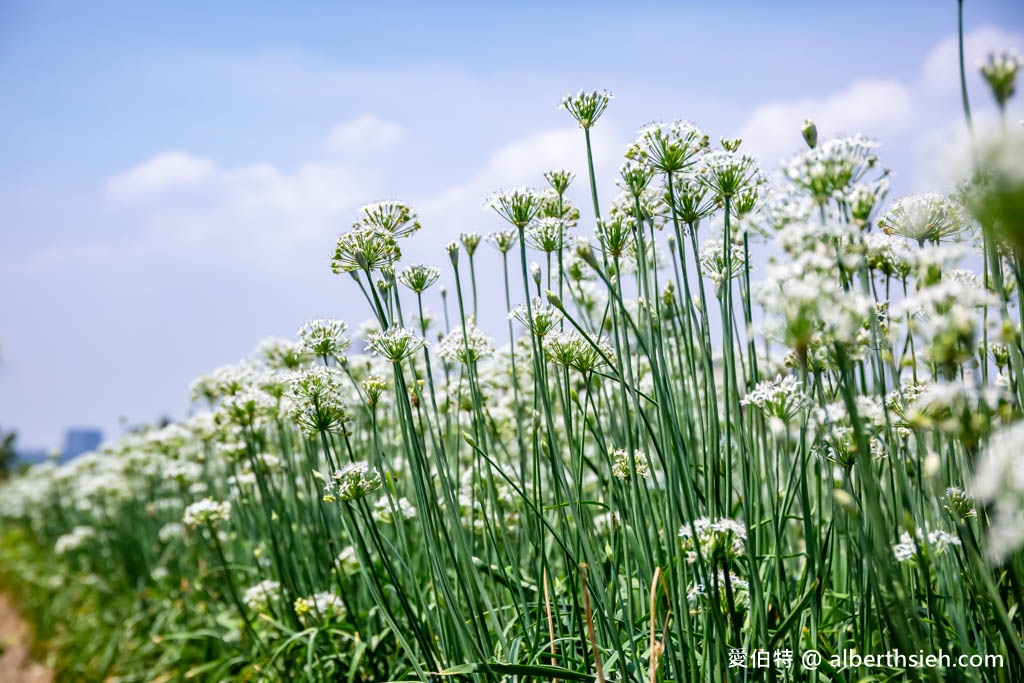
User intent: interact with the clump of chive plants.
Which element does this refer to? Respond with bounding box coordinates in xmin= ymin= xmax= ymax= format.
xmin=3 ymin=47 xmax=1024 ymax=683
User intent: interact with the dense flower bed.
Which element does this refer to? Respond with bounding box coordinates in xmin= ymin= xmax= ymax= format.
xmin=3 ymin=49 xmax=1024 ymax=682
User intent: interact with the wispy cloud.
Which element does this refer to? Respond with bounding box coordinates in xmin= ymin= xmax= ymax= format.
xmin=105 ymin=151 xmax=216 ymax=202
xmin=90 ymin=139 xmax=388 ymax=271
xmin=413 ymin=125 xmax=620 ymax=250
xmin=327 ymin=114 xmax=404 ymax=155
xmin=738 ymin=27 xmax=1023 ymax=183
xmin=739 ymin=80 xmax=914 ymax=167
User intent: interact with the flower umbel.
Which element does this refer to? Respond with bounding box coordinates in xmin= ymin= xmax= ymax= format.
xmin=487 ymin=229 xmax=519 ymax=254
xmin=544 ymin=169 xmax=575 ymax=195
xmin=357 ymin=200 xmax=421 ymax=238
xmin=879 ymin=193 xmax=966 ymax=245
xmin=244 ymin=580 xmax=281 ymax=612
xmin=741 ymin=375 xmax=812 ymax=423
xmin=892 ymin=528 xmax=962 ymax=563
xmin=437 ymin=323 xmax=496 ymax=364
xmin=626 ymin=120 xmax=708 ymax=175
xmin=697 ymin=149 xmax=763 ymax=199
xmin=487 ymin=188 xmax=544 ymax=228
xmin=509 ymin=298 xmax=563 ymax=338
xmin=324 ymin=462 xmax=383 ymax=502
xmin=397 ymin=264 xmax=441 ymax=293
xmin=367 ymin=327 xmax=428 ymax=363
xmin=288 ymin=367 xmax=350 ymax=434
xmin=979 ymin=49 xmax=1022 ymax=109
xmin=611 ymin=449 xmax=650 ymax=480
xmin=298 ymin=318 xmax=350 ymax=361
xmin=679 ymin=517 xmax=747 ymax=564
xmin=559 ymin=89 xmax=613 ymax=129
xmin=183 ymin=499 xmax=232 ymax=528
xmin=543 ymin=330 xmax=613 ymax=373
xmin=526 ymin=218 xmax=570 ymax=254
xmin=331 ymin=227 xmax=401 ymax=273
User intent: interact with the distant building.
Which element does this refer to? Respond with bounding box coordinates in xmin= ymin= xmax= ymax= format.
xmin=62 ymin=428 xmax=103 ymax=462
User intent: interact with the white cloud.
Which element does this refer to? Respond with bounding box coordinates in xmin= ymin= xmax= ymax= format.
xmin=91 ymin=153 xmax=383 ymax=272
xmin=414 ymin=126 xmax=619 ymax=248
xmin=60 ymin=26 xmax=1024 ymax=275
xmin=327 ymin=114 xmax=404 ymax=155
xmin=738 ymin=26 xmax=1023 ymax=181
xmin=47 ymin=123 xmax=619 ymax=275
xmin=739 ymin=80 xmax=914 ymax=168
xmin=105 ymin=151 xmax=215 ymax=202
xmin=921 ymin=27 xmax=1023 ymax=95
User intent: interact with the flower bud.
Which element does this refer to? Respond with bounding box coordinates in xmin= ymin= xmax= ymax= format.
xmin=445 ymin=241 xmax=460 ymax=266
xmin=833 ymin=489 xmax=858 ymax=516
xmin=720 ymin=136 xmax=742 ymax=152
xmin=802 ymin=119 xmax=818 ymax=149
xmin=979 ymin=49 xmax=1022 ymax=109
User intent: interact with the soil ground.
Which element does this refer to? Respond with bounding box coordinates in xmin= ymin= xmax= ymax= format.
xmin=0 ymin=592 xmax=51 ymax=683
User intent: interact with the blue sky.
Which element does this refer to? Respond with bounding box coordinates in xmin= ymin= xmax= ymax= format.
xmin=2 ymin=0 xmax=1023 ymax=450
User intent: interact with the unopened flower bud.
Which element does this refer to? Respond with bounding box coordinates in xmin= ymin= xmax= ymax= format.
xmin=720 ymin=136 xmax=742 ymax=152
xmin=833 ymin=489 xmax=858 ymax=516
xmin=446 ymin=241 xmax=460 ymax=266
xmin=802 ymin=119 xmax=818 ymax=149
